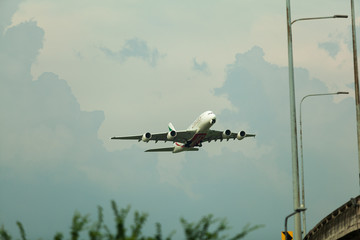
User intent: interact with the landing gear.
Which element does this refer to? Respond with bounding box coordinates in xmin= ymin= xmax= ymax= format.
xmin=185 ymin=141 xmax=203 ymax=147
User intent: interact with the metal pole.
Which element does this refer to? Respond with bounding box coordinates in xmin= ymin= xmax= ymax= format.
xmin=286 ymin=1 xmax=302 ymax=239
xmin=299 ymin=98 xmax=306 ymax=239
xmin=288 ymin=12 xmax=348 ymax=239
xmin=350 ymin=0 xmax=360 ymax=192
xmin=299 ymin=92 xmax=349 ymax=238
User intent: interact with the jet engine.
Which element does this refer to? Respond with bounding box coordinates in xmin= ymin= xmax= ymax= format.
xmin=142 ymin=132 xmax=152 ymax=142
xmin=167 ymin=130 xmax=177 ymax=140
xmin=222 ymin=129 xmax=231 ymax=139
xmin=237 ymin=131 xmax=246 ymax=140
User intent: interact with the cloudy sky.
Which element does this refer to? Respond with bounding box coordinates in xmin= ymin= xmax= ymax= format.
xmin=1 ymin=0 xmax=359 ymax=239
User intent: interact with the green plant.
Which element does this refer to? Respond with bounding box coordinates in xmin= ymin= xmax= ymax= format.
xmin=180 ymin=215 xmax=263 ymax=240
xmin=0 ymin=201 xmax=263 ymax=240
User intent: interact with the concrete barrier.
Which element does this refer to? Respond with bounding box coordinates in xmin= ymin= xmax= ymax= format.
xmin=304 ymin=195 xmax=360 ymax=240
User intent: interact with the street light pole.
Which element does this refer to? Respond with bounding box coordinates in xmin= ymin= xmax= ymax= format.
xmin=286 ymin=1 xmax=302 ymax=239
xmin=286 ymin=1 xmax=348 ymax=238
xmin=350 ymin=0 xmax=360 ymax=192
xmin=299 ymin=91 xmax=349 ymax=237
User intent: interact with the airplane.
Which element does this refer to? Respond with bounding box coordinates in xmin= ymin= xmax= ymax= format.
xmin=111 ymin=111 xmax=255 ymax=153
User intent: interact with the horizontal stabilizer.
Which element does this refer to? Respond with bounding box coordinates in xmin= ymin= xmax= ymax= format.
xmin=145 ymin=147 xmax=175 ymax=152
xmin=246 ymin=134 xmax=256 ymax=138
xmin=186 ymin=148 xmax=199 ymax=151
xmin=145 ymin=147 xmax=199 ymax=152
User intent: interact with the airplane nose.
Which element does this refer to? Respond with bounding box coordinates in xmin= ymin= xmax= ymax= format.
xmin=210 ymin=118 xmax=216 ymax=124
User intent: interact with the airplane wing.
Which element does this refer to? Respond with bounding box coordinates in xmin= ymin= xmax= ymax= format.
xmin=111 ymin=130 xmax=196 ymax=144
xmin=202 ymin=130 xmax=256 ymax=142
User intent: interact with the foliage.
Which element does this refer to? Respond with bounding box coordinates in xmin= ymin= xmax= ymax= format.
xmin=16 ymin=222 xmax=26 ymax=240
xmin=0 ymin=201 xmax=263 ymax=240
xmin=181 ymin=215 xmax=263 ymax=240
xmin=0 ymin=225 xmax=11 ymax=240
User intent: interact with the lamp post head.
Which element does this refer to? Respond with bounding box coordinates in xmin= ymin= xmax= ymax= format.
xmin=337 ymin=91 xmax=349 ymax=95
xmin=333 ymin=15 xmax=348 ymax=19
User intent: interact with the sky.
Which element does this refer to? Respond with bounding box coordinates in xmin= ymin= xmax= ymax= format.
xmin=0 ymin=0 xmax=359 ymax=239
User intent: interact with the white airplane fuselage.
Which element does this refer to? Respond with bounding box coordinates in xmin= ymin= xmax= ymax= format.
xmin=173 ymin=111 xmax=216 ymax=153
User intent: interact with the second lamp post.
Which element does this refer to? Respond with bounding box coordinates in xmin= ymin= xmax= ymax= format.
xmin=299 ymin=91 xmax=349 ymax=236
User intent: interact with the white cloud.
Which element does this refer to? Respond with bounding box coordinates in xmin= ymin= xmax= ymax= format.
xmin=157 ymin=153 xmax=200 ymax=200
xmin=192 ymin=58 xmax=209 ymax=74
xmin=214 ymin=45 xmax=358 ymax=231
xmin=318 ymin=41 xmax=340 ymax=58
xmin=0 ymin=0 xmax=22 ymax=32
xmin=2 ymin=1 xmax=359 ymax=239
xmin=100 ymin=38 xmax=163 ymax=67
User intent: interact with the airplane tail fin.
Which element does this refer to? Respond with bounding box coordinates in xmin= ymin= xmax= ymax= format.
xmin=168 ymin=122 xmax=176 ymax=132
